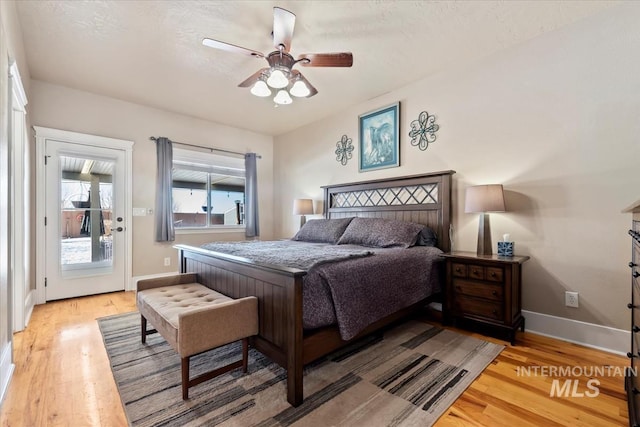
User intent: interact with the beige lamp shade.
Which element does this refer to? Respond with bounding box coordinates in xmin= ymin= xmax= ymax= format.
xmin=293 ymin=198 xmax=314 ymax=215
xmin=465 ymin=185 xmax=506 ymax=213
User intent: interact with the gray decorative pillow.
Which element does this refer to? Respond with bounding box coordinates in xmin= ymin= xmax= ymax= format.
xmin=336 ymin=217 xmax=425 ymax=248
xmin=415 ymin=226 xmax=438 ymax=247
xmin=292 ymin=217 xmax=354 ymax=244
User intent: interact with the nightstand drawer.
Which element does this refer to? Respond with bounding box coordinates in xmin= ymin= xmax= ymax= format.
xmin=453 ymin=279 xmax=502 ymax=301
xmin=486 ymin=267 xmax=503 ymax=282
xmin=452 ymin=263 xmax=467 ymax=277
xmin=454 ymin=296 xmax=502 ymax=321
xmin=452 ymin=263 xmax=504 ymax=282
xmin=468 ymin=265 xmax=483 ymax=280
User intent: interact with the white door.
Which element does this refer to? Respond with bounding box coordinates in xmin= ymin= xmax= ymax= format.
xmin=44 ymin=140 xmax=127 ymax=300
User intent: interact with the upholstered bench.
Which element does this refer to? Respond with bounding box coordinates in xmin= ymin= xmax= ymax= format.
xmin=136 ymin=273 xmax=258 ymax=399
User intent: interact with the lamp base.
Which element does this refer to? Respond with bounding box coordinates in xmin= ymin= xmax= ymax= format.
xmin=300 ymin=215 xmax=307 ymax=229
xmin=477 ymin=213 xmax=492 ymax=256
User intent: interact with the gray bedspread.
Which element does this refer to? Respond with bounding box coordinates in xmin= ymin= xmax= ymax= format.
xmin=200 ymin=240 xmax=373 ymax=270
xmin=304 ymin=246 xmax=443 ymax=340
xmin=199 ymin=241 xmax=443 ymax=341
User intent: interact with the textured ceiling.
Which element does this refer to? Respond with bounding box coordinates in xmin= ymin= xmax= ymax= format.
xmin=15 ymin=1 xmax=614 ymax=136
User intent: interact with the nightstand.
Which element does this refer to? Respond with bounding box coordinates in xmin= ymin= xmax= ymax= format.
xmin=441 ymin=251 xmax=530 ymax=345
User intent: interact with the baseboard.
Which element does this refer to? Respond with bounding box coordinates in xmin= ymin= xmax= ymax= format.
xmin=522 ymin=310 xmax=628 ymax=355
xmin=0 ymin=344 xmax=14 ymax=406
xmin=130 ymin=271 xmax=180 ymax=291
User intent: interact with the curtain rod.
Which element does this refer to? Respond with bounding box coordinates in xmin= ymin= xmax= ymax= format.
xmin=149 ymin=136 xmax=261 ymax=159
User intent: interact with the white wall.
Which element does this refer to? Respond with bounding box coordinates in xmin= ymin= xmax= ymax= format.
xmin=274 ymin=3 xmax=640 ymax=331
xmin=29 ymin=80 xmax=274 ymax=277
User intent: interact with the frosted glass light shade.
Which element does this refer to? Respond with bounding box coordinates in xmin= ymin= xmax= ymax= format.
xmin=465 ymin=184 xmax=506 ymax=213
xmin=290 ymin=80 xmax=310 ymax=97
xmin=273 ymin=90 xmax=293 ymax=105
xmin=250 ymin=80 xmax=271 ymax=97
xmin=266 ymin=69 xmax=289 ymax=88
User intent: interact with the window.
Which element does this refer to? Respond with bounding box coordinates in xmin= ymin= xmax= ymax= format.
xmin=172 ymin=148 xmax=245 ymax=229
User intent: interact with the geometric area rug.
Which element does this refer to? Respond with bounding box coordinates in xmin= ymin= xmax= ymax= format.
xmin=98 ymin=312 xmax=504 ymax=427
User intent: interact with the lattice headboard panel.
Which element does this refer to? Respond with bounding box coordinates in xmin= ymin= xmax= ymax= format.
xmin=330 ymin=183 xmax=438 ymax=208
xmin=322 ymin=171 xmax=455 ymax=252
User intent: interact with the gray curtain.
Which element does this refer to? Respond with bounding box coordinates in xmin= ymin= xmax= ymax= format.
xmin=155 ymin=137 xmax=175 ymax=242
xmin=244 ymin=153 xmax=260 ymax=238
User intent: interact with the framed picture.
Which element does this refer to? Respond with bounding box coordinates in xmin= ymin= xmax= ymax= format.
xmin=359 ymin=102 xmax=400 ymax=172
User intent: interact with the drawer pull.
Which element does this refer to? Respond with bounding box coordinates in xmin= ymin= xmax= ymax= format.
xmin=634 ymin=271 xmax=640 ymax=278
xmin=629 ymin=303 xmax=637 ymax=309
xmin=633 ymin=388 xmax=640 ymax=395
xmin=492 ymin=309 xmax=498 ymax=315
xmin=490 ymin=272 xmax=496 ymax=277
xmin=455 ymin=268 xmax=461 ymax=273
xmin=492 ymin=290 xmax=497 ymax=296
xmin=631 ymin=262 xmax=638 ymax=268
xmin=633 ymin=326 xmax=640 ymax=333
xmin=628 ymin=352 xmax=637 ymax=359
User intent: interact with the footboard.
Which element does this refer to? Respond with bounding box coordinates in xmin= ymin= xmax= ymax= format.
xmin=175 ymin=244 xmax=306 ymax=406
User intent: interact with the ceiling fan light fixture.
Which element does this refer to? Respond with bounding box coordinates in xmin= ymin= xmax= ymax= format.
xmin=267 ymin=69 xmax=289 ymax=88
xmin=250 ymin=80 xmax=272 ymax=97
xmin=289 ymin=80 xmax=310 ymax=97
xmin=273 ymin=89 xmax=293 ymax=105
xmin=203 ymin=7 xmax=353 ymax=104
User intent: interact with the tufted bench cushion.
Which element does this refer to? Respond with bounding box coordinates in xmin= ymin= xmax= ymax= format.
xmin=136 ymin=273 xmax=258 ymax=399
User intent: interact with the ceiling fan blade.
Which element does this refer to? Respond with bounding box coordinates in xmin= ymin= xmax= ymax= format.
xmin=202 ymin=38 xmax=264 ymax=58
xmin=298 ymin=53 xmax=353 ymax=67
xmin=273 ymin=7 xmax=295 ymax=52
xmin=291 ymin=70 xmax=318 ymax=97
xmin=238 ymin=68 xmax=270 ymax=87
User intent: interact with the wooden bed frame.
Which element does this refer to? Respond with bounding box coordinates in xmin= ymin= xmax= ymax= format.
xmin=175 ymin=170 xmax=454 ymax=406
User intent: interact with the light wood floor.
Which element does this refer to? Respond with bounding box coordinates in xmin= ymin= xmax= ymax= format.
xmin=0 ymin=291 xmax=629 ymax=426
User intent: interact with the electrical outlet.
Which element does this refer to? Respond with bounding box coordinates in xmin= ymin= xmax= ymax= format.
xmin=164 ymin=257 xmax=171 ymax=267
xmin=565 ymin=291 xmax=579 ymax=308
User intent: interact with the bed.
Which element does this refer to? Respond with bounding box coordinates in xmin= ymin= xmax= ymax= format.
xmin=175 ymin=170 xmax=454 ymax=406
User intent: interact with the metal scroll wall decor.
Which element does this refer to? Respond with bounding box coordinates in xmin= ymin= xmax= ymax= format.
xmin=335 ymin=134 xmax=354 ymax=165
xmin=408 ymin=111 xmax=439 ymax=151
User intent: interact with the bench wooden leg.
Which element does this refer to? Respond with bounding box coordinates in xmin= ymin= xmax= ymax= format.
xmin=182 ymin=356 xmax=190 ymax=399
xmin=242 ymin=338 xmax=249 ymax=373
xmin=181 ymin=339 xmax=251 ymax=400
xmin=140 ymin=314 xmax=158 ymax=344
xmin=141 ymin=315 xmax=147 ymax=344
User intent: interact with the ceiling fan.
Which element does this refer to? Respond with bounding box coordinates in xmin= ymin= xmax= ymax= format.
xmin=202 ymin=7 xmax=353 ymax=105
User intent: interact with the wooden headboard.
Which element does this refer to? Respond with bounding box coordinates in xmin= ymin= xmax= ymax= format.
xmin=322 ymin=170 xmax=455 ymax=252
